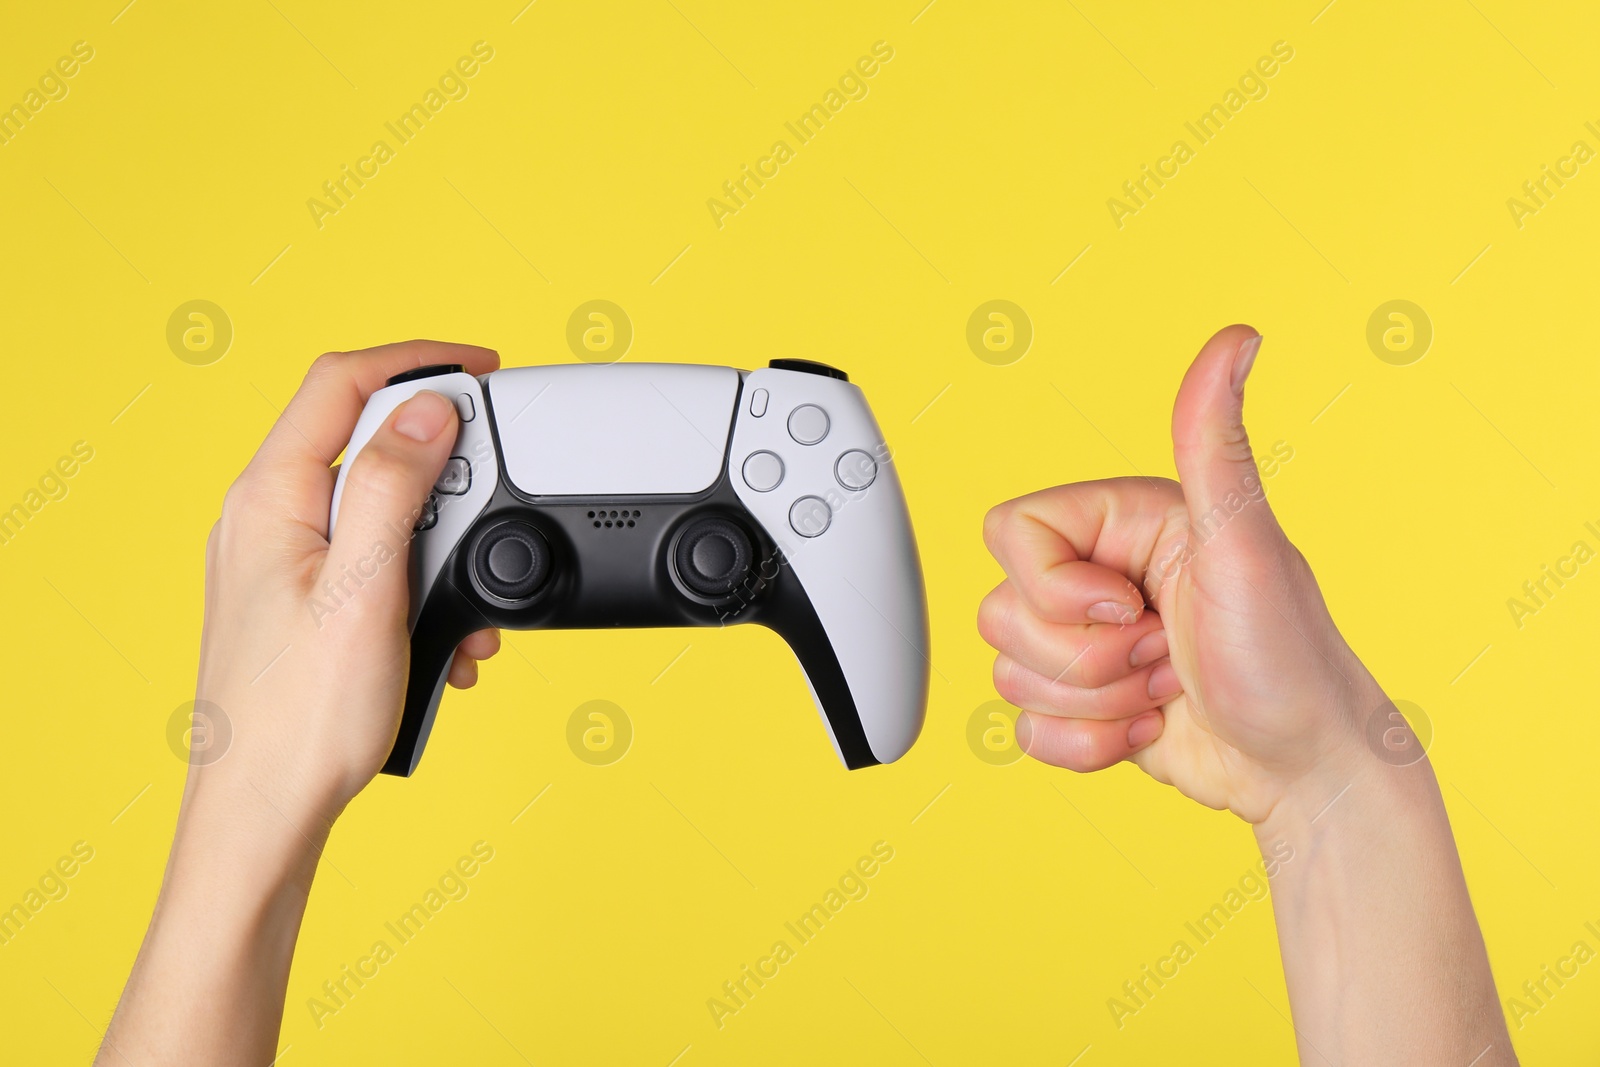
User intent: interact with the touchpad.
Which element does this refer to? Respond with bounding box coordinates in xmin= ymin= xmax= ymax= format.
xmin=489 ymin=364 xmax=740 ymax=496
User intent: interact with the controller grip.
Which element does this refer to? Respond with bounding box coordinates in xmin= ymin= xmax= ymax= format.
xmin=758 ymin=575 xmax=890 ymax=769
xmin=383 ymin=589 xmax=475 ymax=777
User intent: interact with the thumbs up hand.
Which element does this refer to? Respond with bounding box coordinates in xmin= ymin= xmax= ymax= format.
xmin=979 ymin=325 xmax=1386 ymax=823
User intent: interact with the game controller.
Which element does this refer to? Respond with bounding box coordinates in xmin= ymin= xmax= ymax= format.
xmin=329 ymin=359 xmax=929 ymax=776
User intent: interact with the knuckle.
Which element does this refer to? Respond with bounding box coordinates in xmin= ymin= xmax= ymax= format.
xmin=1216 ymin=422 xmax=1254 ymax=466
xmin=1059 ymin=735 xmax=1107 ymax=773
xmin=981 ymin=502 xmax=1013 ymax=554
xmin=309 ymin=351 xmax=346 ymax=378
xmin=1038 ymin=721 xmax=1108 ymax=773
xmin=350 ymin=444 xmax=415 ymax=497
xmin=304 ymin=352 xmax=353 ymax=395
xmin=221 ymin=473 xmax=266 ymax=518
xmin=1069 ymin=644 xmax=1111 ymax=690
xmin=992 ymin=657 xmax=1024 ymax=706
xmin=975 ymin=585 xmax=1013 ymax=650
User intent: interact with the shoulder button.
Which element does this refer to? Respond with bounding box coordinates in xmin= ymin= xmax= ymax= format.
xmin=387 ymin=364 xmax=465 ymax=387
xmin=768 ymin=359 xmax=847 ymax=382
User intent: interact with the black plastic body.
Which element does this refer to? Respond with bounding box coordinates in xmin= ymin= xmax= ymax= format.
xmin=386 ymin=373 xmax=878 ymax=776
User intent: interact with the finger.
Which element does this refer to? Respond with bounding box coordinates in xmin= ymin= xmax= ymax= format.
xmin=318 ymin=391 xmax=459 ymax=622
xmin=993 ymin=654 xmax=1183 ymax=721
xmin=977 ymin=580 xmax=1164 ymax=688
xmin=983 ymin=478 xmax=1185 ymax=624
xmin=247 ymin=341 xmax=499 ymax=532
xmin=1016 ymin=708 xmax=1165 ymax=772
xmin=458 ymin=628 xmax=501 ymax=661
xmin=448 ymin=649 xmax=479 ymax=689
xmin=1170 ymin=325 xmax=1287 ymax=556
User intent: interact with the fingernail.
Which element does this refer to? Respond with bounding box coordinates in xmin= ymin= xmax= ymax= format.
xmin=1087 ymin=600 xmax=1139 ymax=625
xmin=1127 ymin=711 xmax=1164 ymax=751
xmin=1128 ymin=629 xmax=1169 ymax=669
xmin=1231 ymin=334 xmax=1262 ymax=395
xmin=393 ymin=391 xmax=455 ymax=442
xmin=1147 ymin=660 xmax=1182 ymax=701
xmin=1014 ymin=711 xmax=1033 ymax=754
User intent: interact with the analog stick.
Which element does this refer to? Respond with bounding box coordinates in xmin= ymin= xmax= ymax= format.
xmin=675 ymin=518 xmax=754 ymax=598
xmin=473 ymin=522 xmax=551 ymax=601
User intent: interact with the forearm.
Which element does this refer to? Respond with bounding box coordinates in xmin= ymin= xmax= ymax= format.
xmin=99 ymin=780 xmax=324 ymax=1066
xmin=1257 ymin=745 xmax=1514 ymax=1065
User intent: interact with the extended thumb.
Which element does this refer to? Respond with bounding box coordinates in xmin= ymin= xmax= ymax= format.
xmin=1170 ymin=325 xmax=1283 ymax=554
xmin=324 ymin=390 xmax=459 ymax=617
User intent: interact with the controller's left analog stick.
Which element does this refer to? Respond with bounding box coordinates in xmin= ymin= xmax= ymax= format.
xmin=474 ymin=522 xmax=551 ymax=600
xmin=675 ymin=518 xmax=754 ymax=598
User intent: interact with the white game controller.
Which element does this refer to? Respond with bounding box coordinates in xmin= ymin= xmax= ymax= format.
xmin=330 ymin=359 xmax=929 ymax=775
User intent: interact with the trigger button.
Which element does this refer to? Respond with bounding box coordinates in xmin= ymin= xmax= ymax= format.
xmin=769 ymin=358 xmax=847 ymax=381
xmin=387 ymin=364 xmax=464 ymax=387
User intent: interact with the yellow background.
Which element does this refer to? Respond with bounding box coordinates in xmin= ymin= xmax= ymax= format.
xmin=3 ymin=0 xmax=1598 ymax=1062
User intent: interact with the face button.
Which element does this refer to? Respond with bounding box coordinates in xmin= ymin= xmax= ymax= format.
xmin=414 ymin=492 xmax=440 ymax=532
xmin=835 ymin=450 xmax=878 ymax=491
xmin=768 ymin=358 xmax=848 ymax=382
xmin=741 ymin=451 xmax=784 ymax=492
xmin=787 ymin=404 xmax=830 ymax=445
xmin=386 ymin=364 xmax=465 ymax=387
xmin=674 ymin=517 xmax=755 ymax=598
xmin=788 ymin=496 xmax=832 ymax=538
xmin=455 ymin=393 xmax=476 ymax=422
xmin=473 ymin=522 xmax=552 ymax=601
xmin=749 ymin=388 xmax=769 ymax=417
xmin=435 ymin=457 xmax=472 ymax=495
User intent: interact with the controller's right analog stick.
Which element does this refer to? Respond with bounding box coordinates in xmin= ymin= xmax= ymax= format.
xmin=675 ymin=518 xmax=754 ymax=598
xmin=474 ymin=522 xmax=552 ymax=601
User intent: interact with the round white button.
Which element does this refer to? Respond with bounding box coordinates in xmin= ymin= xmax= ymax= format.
xmin=787 ymin=404 xmax=830 ymax=445
xmin=789 ymin=496 xmax=832 ymax=538
xmin=835 ymin=449 xmax=877 ymax=491
xmin=741 ymin=451 xmax=784 ymax=492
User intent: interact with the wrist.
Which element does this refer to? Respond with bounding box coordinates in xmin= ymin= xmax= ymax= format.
xmin=173 ymin=767 xmax=332 ymax=899
xmin=1242 ymin=698 xmax=1507 ymax=1062
xmin=1254 ymin=747 xmax=1443 ymax=861
xmin=1251 ymin=679 xmax=1450 ymax=883
xmin=1251 ymin=667 xmax=1413 ymax=848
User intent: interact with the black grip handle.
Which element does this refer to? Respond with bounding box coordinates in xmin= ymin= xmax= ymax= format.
xmin=381 ymin=582 xmax=475 ymax=777
xmin=756 ymin=572 xmax=879 ymax=769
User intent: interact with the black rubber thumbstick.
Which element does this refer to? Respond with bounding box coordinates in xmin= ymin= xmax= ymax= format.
xmin=675 ymin=518 xmax=754 ymax=598
xmin=474 ymin=522 xmax=551 ymax=600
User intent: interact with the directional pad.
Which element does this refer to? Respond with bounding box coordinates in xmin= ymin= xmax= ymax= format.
xmin=414 ymin=492 xmax=439 ymax=531
xmin=435 ymin=457 xmax=471 ymax=495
